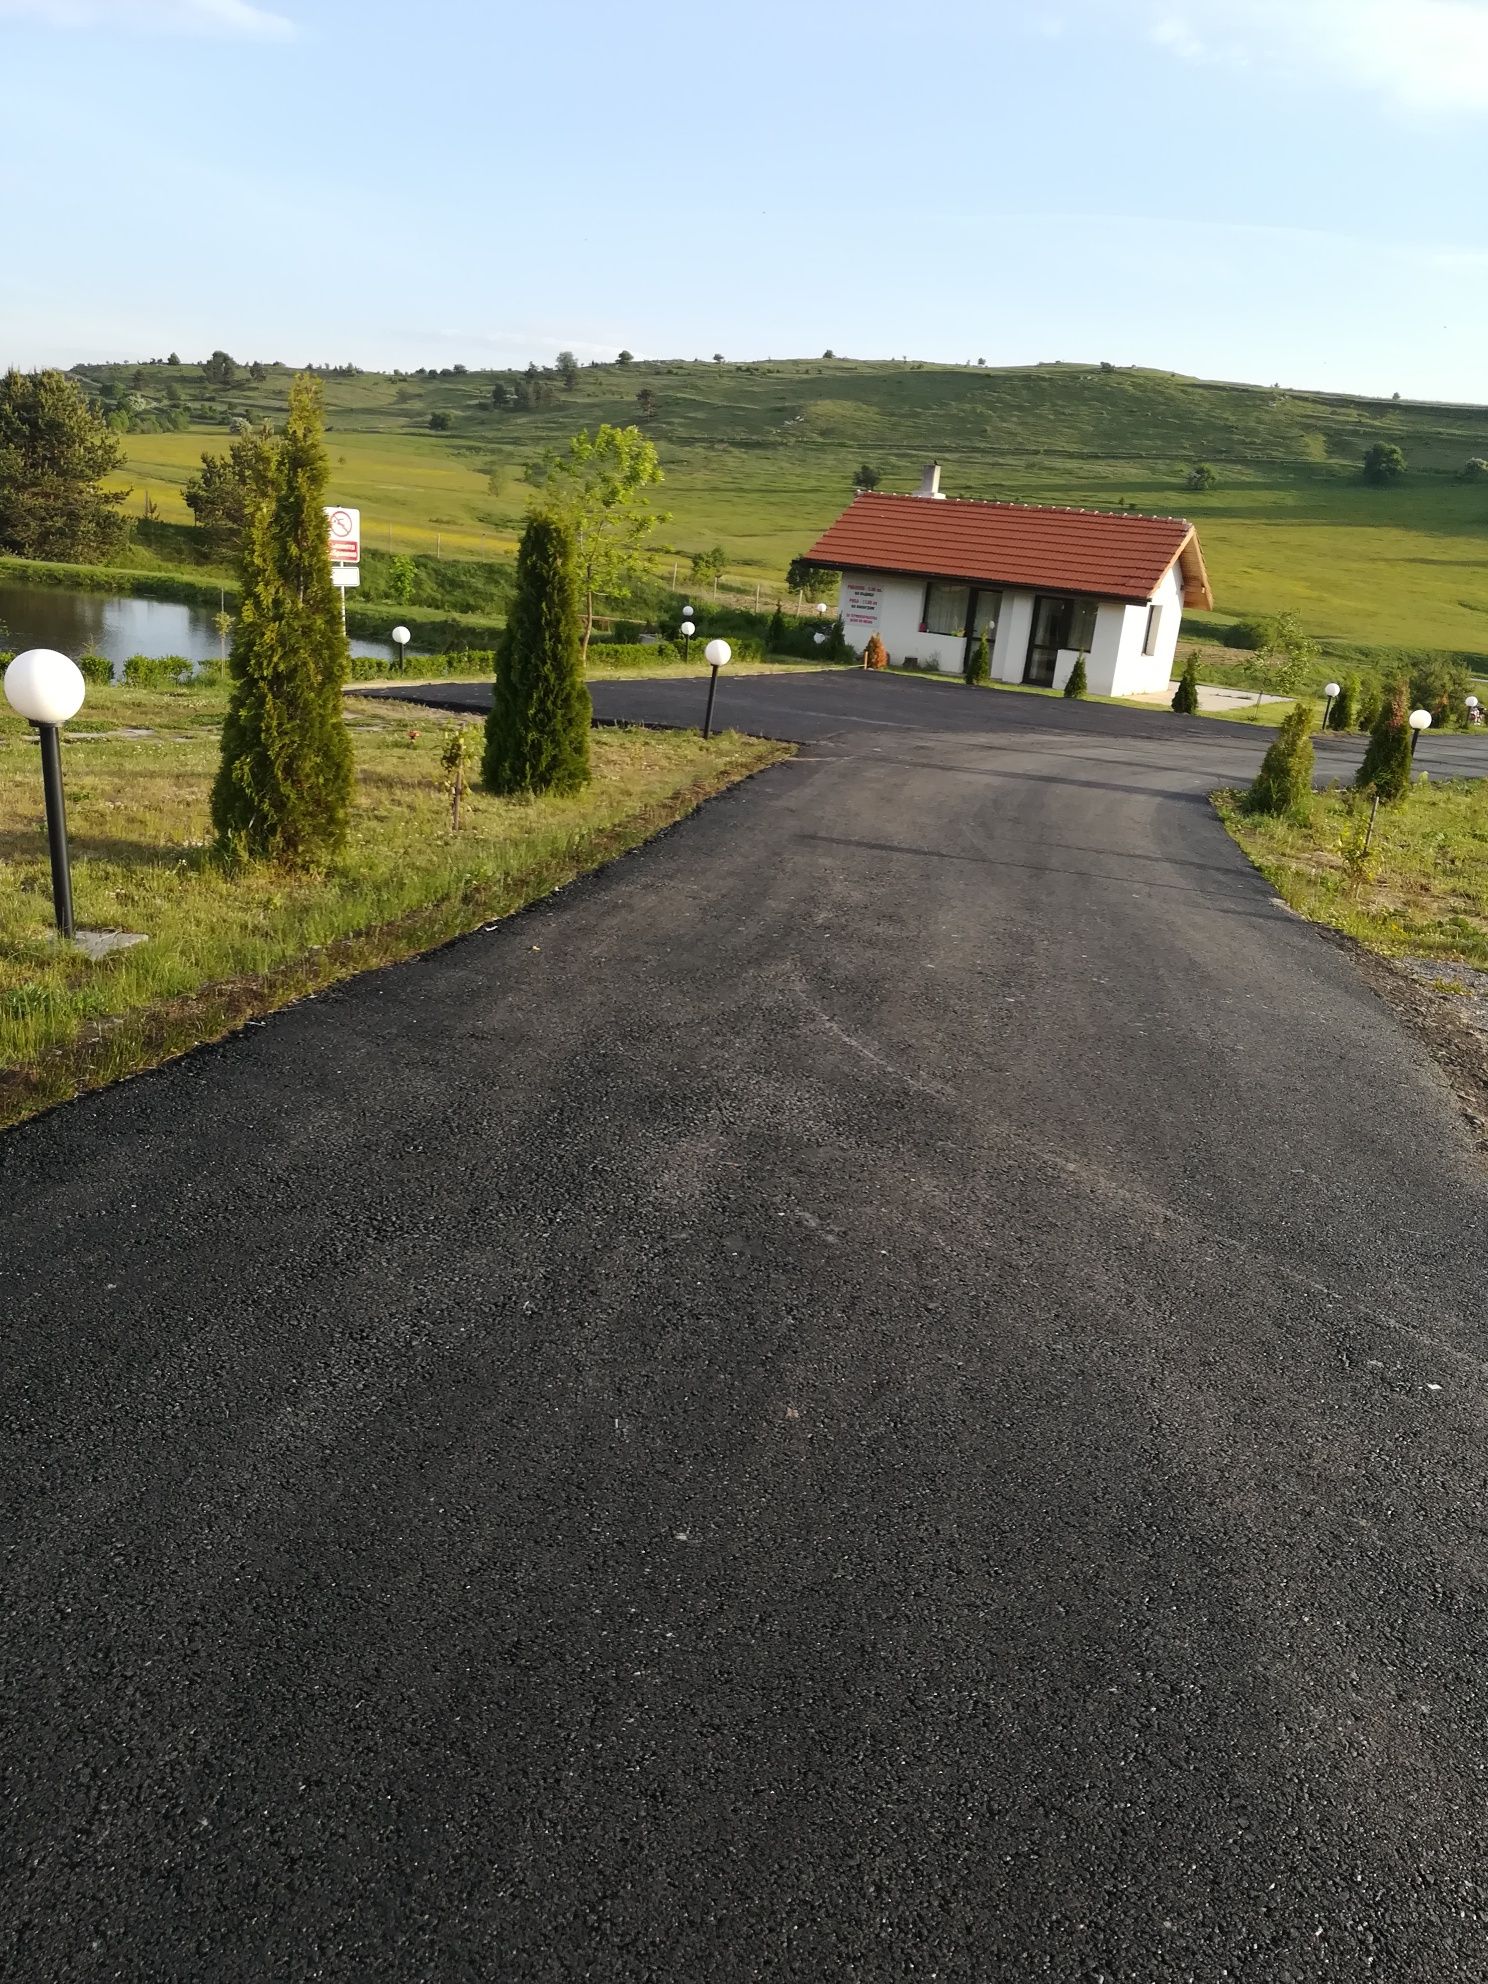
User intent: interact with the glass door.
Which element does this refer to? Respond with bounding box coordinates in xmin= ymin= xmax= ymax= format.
xmin=963 ymin=589 xmax=1002 ymax=674
xmin=1024 ymin=595 xmax=1073 ymax=687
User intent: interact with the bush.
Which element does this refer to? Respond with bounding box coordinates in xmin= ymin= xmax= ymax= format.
xmin=1328 ymin=675 xmax=1359 ymax=731
xmin=1222 ymin=619 xmax=1268 ymax=651
xmin=1356 ymin=680 xmax=1413 ymax=800
xmin=1171 ymin=652 xmax=1200 ymax=714
xmin=1064 ymin=652 xmax=1088 ymax=699
xmin=1245 ymin=703 xmax=1315 ymax=819
xmin=766 ymin=605 xmax=787 ymax=654
xmin=1363 ymin=442 xmax=1406 ymax=485
xmin=123 ymin=653 xmax=190 ymax=687
xmin=965 ymin=631 xmax=990 ymax=686
xmin=863 ymin=633 xmax=888 ymax=670
xmin=1355 ymin=676 xmax=1384 ymax=731
xmin=1186 ymin=463 xmax=1218 ymax=492
xmin=78 ymin=651 xmax=114 ymax=684
xmin=587 ymin=640 xmax=685 ymax=670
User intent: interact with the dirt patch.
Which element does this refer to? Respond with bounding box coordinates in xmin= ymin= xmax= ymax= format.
xmin=1339 ymin=941 xmax=1488 ymax=1148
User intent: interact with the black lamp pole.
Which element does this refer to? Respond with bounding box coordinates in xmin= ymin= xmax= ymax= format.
xmin=38 ymin=722 xmax=75 ymax=939
xmin=703 ymin=664 xmax=722 ymax=739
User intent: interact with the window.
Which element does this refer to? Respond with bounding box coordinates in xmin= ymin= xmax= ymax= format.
xmin=922 ymin=582 xmax=970 ymax=637
xmin=1070 ymin=599 xmax=1098 ymax=652
xmin=1143 ymin=603 xmax=1163 ymax=656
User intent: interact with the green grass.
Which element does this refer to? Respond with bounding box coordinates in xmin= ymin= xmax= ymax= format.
xmin=0 ymin=685 xmax=786 ymax=1127
xmin=1217 ymin=779 xmax=1488 ymax=966
xmin=92 ymin=354 xmax=1488 ymax=657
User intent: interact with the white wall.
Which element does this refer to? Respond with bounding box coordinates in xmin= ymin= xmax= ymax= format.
xmin=834 ymin=560 xmax=1186 ymax=697
xmin=1108 ymin=563 xmax=1184 ymax=697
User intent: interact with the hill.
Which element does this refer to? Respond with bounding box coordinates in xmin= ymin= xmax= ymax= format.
xmin=81 ymin=354 xmax=1488 ymax=655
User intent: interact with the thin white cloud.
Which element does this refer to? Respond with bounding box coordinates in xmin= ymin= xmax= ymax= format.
xmin=1141 ymin=0 xmax=1488 ymax=112
xmin=0 ymin=0 xmax=294 ymax=36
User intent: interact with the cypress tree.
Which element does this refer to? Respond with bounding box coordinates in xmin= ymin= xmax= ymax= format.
xmin=483 ymin=513 xmax=592 ymax=796
xmin=766 ymin=604 xmax=787 ymax=654
xmin=1328 ymin=674 xmax=1359 ymax=731
xmin=1064 ymin=651 xmax=1088 ymax=699
xmin=211 ymin=374 xmax=353 ymax=864
xmin=1356 ymin=679 xmax=1413 ymax=800
xmin=964 ymin=630 xmax=990 ymax=686
xmin=1171 ymin=651 xmax=1200 ymax=714
xmin=1245 ymin=703 xmax=1315 ymax=818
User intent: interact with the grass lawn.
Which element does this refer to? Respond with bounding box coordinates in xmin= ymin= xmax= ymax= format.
xmin=0 ymin=686 xmax=786 ymax=1128
xmin=1217 ymin=779 xmax=1488 ymax=967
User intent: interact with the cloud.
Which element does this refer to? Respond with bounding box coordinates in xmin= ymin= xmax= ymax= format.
xmin=0 ymin=0 xmax=295 ymax=35
xmin=1140 ymin=0 xmax=1488 ymax=111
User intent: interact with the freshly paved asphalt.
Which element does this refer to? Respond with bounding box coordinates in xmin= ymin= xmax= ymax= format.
xmin=6 ymin=671 xmax=1488 ymax=1980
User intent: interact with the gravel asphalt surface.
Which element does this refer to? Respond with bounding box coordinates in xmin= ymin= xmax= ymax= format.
xmin=6 ymin=671 xmax=1488 ymax=1980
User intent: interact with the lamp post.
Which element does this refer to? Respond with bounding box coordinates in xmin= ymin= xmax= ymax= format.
xmin=702 ymin=638 xmax=731 ymax=739
xmin=1321 ymin=680 xmax=1341 ymax=730
xmin=1409 ymin=706 xmax=1432 ymax=773
xmin=391 ymin=623 xmax=411 ymax=674
xmin=1467 ymin=695 xmax=1480 ymax=726
xmin=680 ymin=617 xmax=696 ymax=667
xmin=4 ymin=649 xmax=86 ymax=940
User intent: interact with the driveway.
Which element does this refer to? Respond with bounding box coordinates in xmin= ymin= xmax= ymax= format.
xmin=5 ymin=672 xmax=1488 ymax=1979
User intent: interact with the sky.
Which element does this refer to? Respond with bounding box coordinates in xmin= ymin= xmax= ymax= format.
xmin=2 ymin=0 xmax=1486 ymax=402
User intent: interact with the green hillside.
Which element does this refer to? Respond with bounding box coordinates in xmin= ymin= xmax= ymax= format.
xmin=88 ymin=354 xmax=1488 ymax=655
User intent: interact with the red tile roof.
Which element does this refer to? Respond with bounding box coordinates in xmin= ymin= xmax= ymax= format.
xmin=801 ymin=493 xmax=1213 ymax=609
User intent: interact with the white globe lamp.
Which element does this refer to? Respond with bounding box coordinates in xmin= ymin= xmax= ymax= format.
xmin=1321 ymin=679 xmax=1342 ymax=728
xmin=391 ymin=624 xmax=412 ymax=672
xmin=1409 ymin=708 xmax=1432 ymax=732
xmin=3 ymin=649 xmax=87 ymax=938
xmin=702 ymin=639 xmax=731 ymax=738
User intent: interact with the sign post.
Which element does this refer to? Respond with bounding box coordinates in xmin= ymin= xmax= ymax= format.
xmin=326 ymin=506 xmax=361 ymax=632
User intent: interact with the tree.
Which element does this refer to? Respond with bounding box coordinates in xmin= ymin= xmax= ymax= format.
xmin=1186 ymin=462 xmax=1218 ymax=491
xmin=1245 ymin=704 xmax=1315 ymax=819
xmin=204 ymin=349 xmax=238 ymax=387
xmin=211 ymin=375 xmax=353 ymax=865
xmin=387 ymin=554 xmax=418 ymax=604
xmin=0 ymin=368 xmax=127 ymax=560
xmin=766 ymin=604 xmax=787 ymax=653
xmin=429 ymin=410 xmax=452 ymax=431
xmin=491 ymin=380 xmax=513 ymax=409
xmin=1256 ymin=610 xmax=1319 ymax=702
xmin=1064 ymin=652 xmax=1088 ymax=699
xmin=713 ymin=353 xmax=725 ymax=364
xmin=636 ymin=387 xmax=658 ymax=418
xmin=1171 ymin=651 xmax=1200 ymax=714
xmin=617 ymin=349 xmax=634 ymax=365
xmin=786 ymin=555 xmax=836 ymax=603
xmin=1363 ymin=442 xmax=1406 ymax=485
xmin=556 ymin=350 xmax=579 ymax=390
xmin=482 ymin=513 xmax=591 ymax=797
xmin=167 ymin=351 xmax=181 ymax=366
xmin=852 ymin=463 xmax=881 ymax=491
xmin=183 ymin=421 xmax=278 ymax=554
xmin=1356 ymin=680 xmax=1413 ymax=800
xmin=1328 ymin=675 xmax=1359 ymax=731
xmin=1463 ymin=458 xmax=1488 ymax=482
xmin=690 ymin=545 xmax=726 ymax=589
xmin=965 ymin=630 xmax=990 ymax=686
xmin=822 ymin=349 xmax=835 ymax=360
xmin=249 ymin=360 xmax=267 ymax=383
xmin=863 ymin=633 xmax=888 ymax=669
xmin=527 ymin=423 xmax=664 ymax=662
xmin=824 ymin=615 xmax=848 ymax=660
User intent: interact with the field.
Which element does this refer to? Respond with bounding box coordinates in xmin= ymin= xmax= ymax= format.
xmin=92 ymin=354 xmax=1488 ymax=658
xmin=0 ymin=683 xmax=784 ymax=1126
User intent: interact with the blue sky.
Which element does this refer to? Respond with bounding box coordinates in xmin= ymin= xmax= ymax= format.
xmin=3 ymin=0 xmax=1486 ymax=402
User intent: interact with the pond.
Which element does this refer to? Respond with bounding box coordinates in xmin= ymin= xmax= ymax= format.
xmin=0 ymin=581 xmax=411 ymax=674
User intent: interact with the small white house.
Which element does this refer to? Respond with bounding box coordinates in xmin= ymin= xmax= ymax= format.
xmin=799 ymin=465 xmax=1213 ymax=697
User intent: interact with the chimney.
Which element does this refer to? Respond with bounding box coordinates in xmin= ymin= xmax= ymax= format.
xmin=914 ymin=461 xmax=945 ymax=500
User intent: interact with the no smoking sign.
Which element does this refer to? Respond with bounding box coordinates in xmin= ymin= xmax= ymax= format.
xmin=325 ymin=506 xmax=360 ymax=563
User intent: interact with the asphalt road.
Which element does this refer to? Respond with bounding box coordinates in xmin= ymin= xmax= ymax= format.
xmin=6 ymin=672 xmax=1488 ymax=1980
